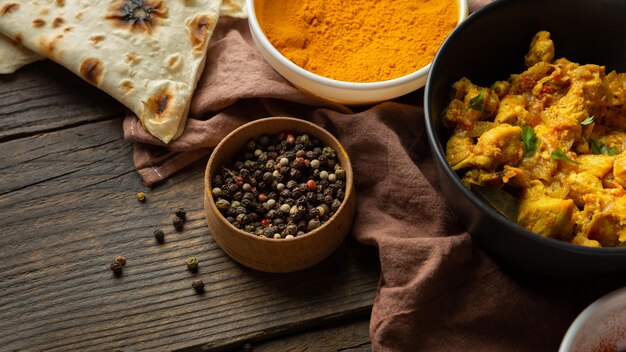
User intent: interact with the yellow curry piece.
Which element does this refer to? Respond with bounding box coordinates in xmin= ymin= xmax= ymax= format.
xmin=443 ymin=31 xmax=626 ymax=247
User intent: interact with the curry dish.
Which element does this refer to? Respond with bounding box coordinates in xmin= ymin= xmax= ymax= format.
xmin=443 ymin=31 xmax=626 ymax=247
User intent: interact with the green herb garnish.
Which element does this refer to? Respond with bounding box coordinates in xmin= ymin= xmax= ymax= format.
xmin=551 ymin=149 xmax=580 ymax=164
xmin=521 ymin=125 xmax=539 ymax=158
xmin=581 ymin=116 xmax=595 ymax=126
xmin=469 ymin=91 xmax=485 ymax=112
xmin=590 ymin=139 xmax=619 ymax=156
xmin=470 ymin=183 xmax=519 ymax=221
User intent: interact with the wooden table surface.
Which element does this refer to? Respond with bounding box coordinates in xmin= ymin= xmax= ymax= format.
xmin=0 ymin=61 xmax=380 ymax=351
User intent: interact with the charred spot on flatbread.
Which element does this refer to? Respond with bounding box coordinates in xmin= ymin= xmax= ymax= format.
xmin=38 ymin=34 xmax=64 ymax=57
xmin=52 ymin=17 xmax=65 ymax=28
xmin=120 ymin=80 xmax=134 ymax=94
xmin=32 ymin=18 xmax=46 ymax=28
xmin=55 ymin=0 xmax=65 ymax=7
xmin=125 ymin=53 xmax=141 ymax=65
xmin=1 ymin=3 xmax=19 ymax=15
xmin=79 ymin=58 xmax=105 ymax=86
xmin=90 ymin=34 xmax=106 ymax=47
xmin=186 ymin=14 xmax=216 ymax=54
xmin=106 ymin=0 xmax=167 ymax=34
xmin=14 ymin=33 xmax=23 ymax=45
xmin=147 ymin=91 xmax=173 ymax=120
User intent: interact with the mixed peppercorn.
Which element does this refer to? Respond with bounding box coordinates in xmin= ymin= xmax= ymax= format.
xmin=211 ymin=132 xmax=346 ymax=239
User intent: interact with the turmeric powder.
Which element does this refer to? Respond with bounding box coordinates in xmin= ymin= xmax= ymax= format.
xmin=257 ymin=0 xmax=459 ymax=83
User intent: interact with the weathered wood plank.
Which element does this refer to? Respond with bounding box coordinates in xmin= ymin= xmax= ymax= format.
xmin=0 ymin=60 xmax=126 ymax=142
xmin=0 ymin=119 xmax=379 ymax=351
xmin=228 ymin=316 xmax=371 ymax=352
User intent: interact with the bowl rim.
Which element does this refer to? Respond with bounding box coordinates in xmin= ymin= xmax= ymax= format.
xmin=246 ymin=0 xmax=469 ymax=89
xmin=424 ymin=0 xmax=626 ymax=254
xmin=558 ymin=286 xmax=626 ymax=352
xmin=204 ymin=116 xmax=355 ymax=244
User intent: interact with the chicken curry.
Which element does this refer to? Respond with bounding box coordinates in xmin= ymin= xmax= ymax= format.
xmin=443 ymin=31 xmax=626 ymax=247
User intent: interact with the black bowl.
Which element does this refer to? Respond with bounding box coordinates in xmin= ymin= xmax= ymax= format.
xmin=425 ymin=0 xmax=626 ymax=278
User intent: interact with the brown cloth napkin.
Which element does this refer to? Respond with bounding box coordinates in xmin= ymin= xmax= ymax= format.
xmin=123 ymin=6 xmax=625 ymax=351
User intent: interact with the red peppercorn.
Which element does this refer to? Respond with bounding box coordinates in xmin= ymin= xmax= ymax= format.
xmin=307 ymin=179 xmax=316 ymax=190
xmin=258 ymin=193 xmax=268 ymax=202
xmin=234 ymin=176 xmax=244 ymax=188
xmin=261 ymin=219 xmax=270 ymax=227
xmin=286 ymin=134 xmax=296 ymax=145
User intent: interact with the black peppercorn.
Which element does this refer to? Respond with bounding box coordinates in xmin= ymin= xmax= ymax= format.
xmin=240 ymin=198 xmax=252 ymax=209
xmin=239 ymin=168 xmax=251 ymax=179
xmin=292 ymin=158 xmax=306 ymax=169
xmin=154 ymin=229 xmax=165 ymax=244
xmin=262 ymin=172 xmax=274 ymax=183
xmin=290 ymin=168 xmax=302 ymax=180
xmin=173 ymin=216 xmax=184 ymax=231
xmin=213 ymin=174 xmax=224 ymax=187
xmin=192 ymin=279 xmax=205 ymax=293
xmin=316 ymin=193 xmax=325 ymax=203
xmin=175 ymin=208 xmax=186 ymax=221
xmin=110 ymin=260 xmax=123 ymax=277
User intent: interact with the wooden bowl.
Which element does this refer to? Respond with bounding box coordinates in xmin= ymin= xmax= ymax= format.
xmin=203 ymin=117 xmax=356 ymax=273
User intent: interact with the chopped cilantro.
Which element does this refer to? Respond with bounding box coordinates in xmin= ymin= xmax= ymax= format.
xmin=590 ymin=139 xmax=619 ymax=156
xmin=469 ymin=91 xmax=485 ymax=112
xmin=551 ymin=149 xmax=580 ymax=164
xmin=521 ymin=125 xmax=539 ymax=158
xmin=581 ymin=116 xmax=595 ymax=126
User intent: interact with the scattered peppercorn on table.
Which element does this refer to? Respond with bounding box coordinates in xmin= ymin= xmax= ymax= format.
xmin=0 ymin=61 xmax=378 ymax=351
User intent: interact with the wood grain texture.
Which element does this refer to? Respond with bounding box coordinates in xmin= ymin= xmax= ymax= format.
xmin=0 ymin=119 xmax=379 ymax=351
xmin=216 ymin=316 xmax=371 ymax=352
xmin=0 ymin=60 xmax=126 ymax=142
xmin=243 ymin=317 xmax=371 ymax=352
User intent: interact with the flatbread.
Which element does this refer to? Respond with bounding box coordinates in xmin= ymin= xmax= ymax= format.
xmin=221 ymin=0 xmax=247 ymax=18
xmin=0 ymin=1 xmax=247 ymax=75
xmin=0 ymin=0 xmax=222 ymax=143
xmin=0 ymin=33 xmax=41 ymax=73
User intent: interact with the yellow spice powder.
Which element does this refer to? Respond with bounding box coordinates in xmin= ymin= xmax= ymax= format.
xmin=257 ymin=0 xmax=458 ymax=83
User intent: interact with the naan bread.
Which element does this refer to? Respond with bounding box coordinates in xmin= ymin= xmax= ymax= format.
xmin=0 ymin=33 xmax=41 ymax=73
xmin=0 ymin=0 xmax=221 ymax=143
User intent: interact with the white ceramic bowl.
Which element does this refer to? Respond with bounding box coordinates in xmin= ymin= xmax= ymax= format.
xmin=559 ymin=287 xmax=626 ymax=352
xmin=246 ymin=0 xmax=469 ymax=105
